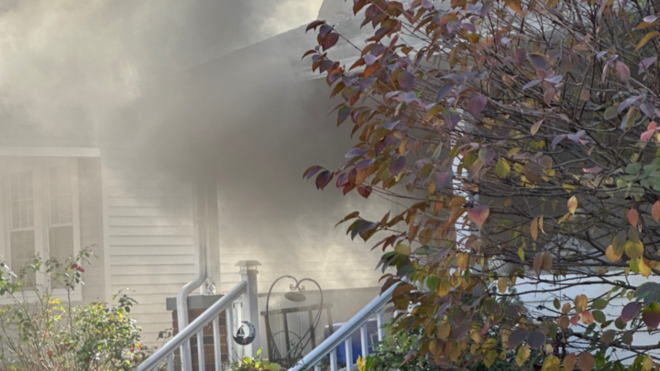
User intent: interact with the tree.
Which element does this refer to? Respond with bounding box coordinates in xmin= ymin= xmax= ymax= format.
xmin=303 ymin=0 xmax=660 ymax=369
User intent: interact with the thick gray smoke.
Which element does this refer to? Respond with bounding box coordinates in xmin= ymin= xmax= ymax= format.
xmin=0 ymin=0 xmax=322 ymax=129
xmin=0 ymin=0 xmax=392 ymax=297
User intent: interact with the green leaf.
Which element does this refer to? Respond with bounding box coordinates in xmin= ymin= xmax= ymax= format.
xmin=426 ymin=274 xmax=439 ymax=292
xmin=592 ymin=310 xmax=606 ymax=323
xmin=518 ymin=247 xmax=525 ymax=262
xmin=604 ymin=106 xmax=619 ymax=120
xmin=592 ymin=299 xmax=608 ymax=310
xmin=496 ymin=158 xmax=511 ymax=178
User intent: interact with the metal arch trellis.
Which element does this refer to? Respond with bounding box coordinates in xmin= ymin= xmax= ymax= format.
xmin=265 ymin=275 xmax=323 ymax=368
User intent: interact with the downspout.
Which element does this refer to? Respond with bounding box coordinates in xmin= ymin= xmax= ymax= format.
xmin=176 ymin=177 xmax=208 ymax=371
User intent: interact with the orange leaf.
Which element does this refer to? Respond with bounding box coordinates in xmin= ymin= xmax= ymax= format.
xmin=580 ymin=311 xmax=594 ymax=325
xmin=628 ymin=209 xmax=639 ymax=227
xmin=652 ymin=201 xmax=660 ymax=222
xmin=636 ymin=31 xmax=660 ymax=52
xmin=606 ymin=245 xmax=621 ymax=262
xmin=530 ymin=217 xmax=539 ymax=241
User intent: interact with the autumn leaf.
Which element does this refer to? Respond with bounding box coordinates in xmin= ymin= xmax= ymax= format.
xmin=456 ymin=252 xmax=469 ymax=271
xmin=580 ymin=88 xmax=590 ymax=101
xmin=621 ymin=302 xmax=642 ymax=322
xmin=542 ymin=251 xmax=552 ymax=273
xmin=533 ymin=252 xmax=543 ymax=275
xmin=575 ymin=294 xmax=588 ymax=312
xmin=577 ymin=352 xmax=594 ymax=371
xmin=640 ymin=257 xmax=652 ymax=278
xmin=652 ymin=201 xmax=660 ymax=222
xmin=624 ymin=240 xmax=644 ymax=260
xmin=436 ymin=321 xmax=451 ymax=340
xmin=437 ymin=278 xmax=451 ymax=297
xmin=531 ymin=120 xmax=543 ymax=135
xmin=563 ymin=353 xmax=576 ymax=371
xmin=606 ymin=245 xmax=622 ymax=262
xmin=467 ymin=94 xmax=487 ymax=115
xmin=628 ymin=208 xmax=639 ymax=227
xmin=636 ymin=31 xmax=660 ymax=52
xmin=530 ymin=217 xmax=539 ymax=241
xmin=642 ymin=301 xmax=660 ymax=329
xmin=567 ymin=196 xmax=578 ymax=214
xmin=467 ymin=205 xmax=489 ymax=228
xmin=643 ymin=356 xmax=654 ymax=371
xmin=616 ymin=62 xmax=630 ymax=83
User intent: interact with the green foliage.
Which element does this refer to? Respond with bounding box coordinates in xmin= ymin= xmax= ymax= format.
xmin=230 ymin=349 xmax=281 ymax=371
xmin=0 ymin=247 xmax=150 ymax=371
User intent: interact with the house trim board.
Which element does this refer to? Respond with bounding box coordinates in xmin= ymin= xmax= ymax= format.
xmin=0 ymin=147 xmax=101 ymax=158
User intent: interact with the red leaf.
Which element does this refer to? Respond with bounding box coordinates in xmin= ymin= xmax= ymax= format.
xmin=621 ymin=302 xmax=642 ymax=322
xmin=306 ymin=20 xmax=326 ymax=33
xmin=389 ymin=156 xmax=407 ymax=176
xmin=303 ymin=165 xmax=323 ymax=180
xmin=315 ymin=170 xmax=333 ymax=190
xmin=528 ymin=53 xmax=549 ymax=71
xmin=358 ymin=186 xmax=372 ymax=198
xmin=642 ymin=302 xmax=660 ymax=329
xmin=397 ymin=70 xmax=416 ymax=91
xmin=343 ymin=182 xmax=356 ymax=195
xmin=302 ymin=49 xmax=317 ymax=59
xmin=507 ymin=328 xmax=528 ymax=348
xmin=467 ymin=205 xmax=489 ymax=228
xmin=467 ymin=94 xmax=487 ymax=115
xmin=616 ymin=62 xmax=631 ymax=83
xmin=321 ymin=33 xmax=340 ymax=51
xmin=628 ymin=209 xmax=639 ymax=227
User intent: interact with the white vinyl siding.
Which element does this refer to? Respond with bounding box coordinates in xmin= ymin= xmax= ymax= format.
xmin=102 ymin=146 xmax=196 ymax=346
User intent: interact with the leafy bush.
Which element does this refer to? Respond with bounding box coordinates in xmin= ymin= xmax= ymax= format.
xmin=230 ymin=349 xmax=281 ymax=371
xmin=0 ymin=247 xmax=150 ymax=371
xmin=303 ymin=0 xmax=660 ymax=368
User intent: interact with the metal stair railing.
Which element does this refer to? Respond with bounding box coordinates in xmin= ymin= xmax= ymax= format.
xmin=288 ymin=284 xmax=397 ymax=371
xmin=138 ymin=280 xmax=247 ymax=371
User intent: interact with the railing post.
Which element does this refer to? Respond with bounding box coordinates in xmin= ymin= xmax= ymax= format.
xmin=237 ymin=260 xmax=261 ymax=358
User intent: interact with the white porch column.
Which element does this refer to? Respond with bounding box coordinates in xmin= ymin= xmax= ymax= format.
xmin=237 ymin=260 xmax=261 ymax=358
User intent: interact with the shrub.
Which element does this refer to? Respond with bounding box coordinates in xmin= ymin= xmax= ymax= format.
xmin=303 ymin=0 xmax=660 ymax=368
xmin=0 ymin=247 xmax=150 ymax=371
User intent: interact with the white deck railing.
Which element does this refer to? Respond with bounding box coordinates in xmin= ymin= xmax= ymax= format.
xmin=139 ymin=261 xmax=261 ymax=371
xmin=138 ymin=280 xmax=246 ymax=371
xmin=288 ymin=283 xmax=397 ymax=371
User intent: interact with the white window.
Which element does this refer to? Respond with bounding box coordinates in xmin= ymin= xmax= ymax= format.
xmin=0 ymin=158 xmax=81 ymax=298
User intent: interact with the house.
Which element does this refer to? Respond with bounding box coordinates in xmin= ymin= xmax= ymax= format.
xmin=0 ymin=0 xmax=397 ymax=352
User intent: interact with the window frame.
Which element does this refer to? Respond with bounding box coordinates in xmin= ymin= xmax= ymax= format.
xmin=0 ymin=159 xmax=82 ymax=303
